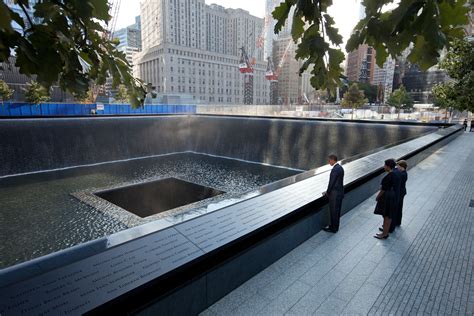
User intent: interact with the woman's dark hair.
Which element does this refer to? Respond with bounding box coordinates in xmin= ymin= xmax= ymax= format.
xmin=384 ymin=159 xmax=396 ymax=169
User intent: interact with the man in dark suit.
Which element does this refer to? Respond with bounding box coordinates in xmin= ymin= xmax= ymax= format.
xmin=323 ymin=154 xmax=344 ymax=233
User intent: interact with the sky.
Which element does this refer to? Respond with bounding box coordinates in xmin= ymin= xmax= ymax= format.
xmin=115 ymin=0 xmax=362 ymax=48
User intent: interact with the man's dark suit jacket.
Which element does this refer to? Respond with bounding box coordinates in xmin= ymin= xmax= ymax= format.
xmin=392 ymin=168 xmax=402 ymax=203
xmin=399 ymin=170 xmax=407 ymax=196
xmin=327 ymin=163 xmax=344 ymax=196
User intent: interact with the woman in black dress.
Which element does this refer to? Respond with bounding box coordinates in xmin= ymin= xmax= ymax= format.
xmin=374 ymin=159 xmax=397 ymax=239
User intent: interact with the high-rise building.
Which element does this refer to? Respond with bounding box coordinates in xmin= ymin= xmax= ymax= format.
xmin=112 ymin=17 xmax=142 ymax=65
xmin=272 ymin=35 xmax=313 ymax=104
xmin=264 ymin=0 xmax=277 ymax=59
xmin=114 ymin=19 xmax=142 ymax=50
xmin=265 ymin=0 xmax=313 ymax=105
xmin=391 ymin=46 xmax=449 ymax=104
xmin=346 ymin=44 xmax=376 ymax=84
xmin=372 ymin=58 xmax=396 ymax=103
xmin=346 ymin=1 xmax=376 ymax=85
xmin=402 ymin=64 xmax=448 ymax=104
xmin=136 ymin=0 xmax=268 ymax=104
xmin=105 ymin=17 xmax=143 ymax=98
xmin=272 ymin=36 xmax=299 ymax=104
xmin=264 ymin=1 xmax=295 ymax=59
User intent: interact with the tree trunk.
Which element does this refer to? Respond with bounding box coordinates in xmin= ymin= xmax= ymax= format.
xmin=397 ymin=109 xmax=400 ymax=119
xmin=351 ymin=107 xmax=354 ymax=120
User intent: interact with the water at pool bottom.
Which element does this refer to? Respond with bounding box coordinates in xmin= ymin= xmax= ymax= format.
xmin=0 ymin=153 xmax=301 ymax=268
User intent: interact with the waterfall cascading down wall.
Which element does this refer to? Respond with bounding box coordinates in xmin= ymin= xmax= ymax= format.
xmin=0 ymin=116 xmax=438 ymax=177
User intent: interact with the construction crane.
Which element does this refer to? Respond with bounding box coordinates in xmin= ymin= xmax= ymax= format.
xmin=93 ymin=0 xmax=122 ymax=102
xmin=265 ymin=57 xmax=278 ymax=104
xmin=264 ymin=40 xmax=294 ymax=105
xmin=238 ymin=0 xmax=283 ymax=106
xmin=239 ymin=46 xmax=254 ymax=105
xmin=108 ymin=0 xmax=121 ymax=39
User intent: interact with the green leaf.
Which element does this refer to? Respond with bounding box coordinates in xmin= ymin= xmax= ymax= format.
xmin=291 ymin=13 xmax=305 ymax=41
xmin=439 ymin=0 xmax=469 ymax=28
xmin=324 ymin=14 xmax=343 ymax=46
xmin=273 ymin=1 xmax=292 ymax=34
xmin=408 ymin=35 xmax=440 ymax=70
xmin=0 ymin=3 xmax=15 ymax=33
xmin=89 ymin=0 xmax=111 ymax=21
xmin=374 ymin=43 xmax=388 ymax=67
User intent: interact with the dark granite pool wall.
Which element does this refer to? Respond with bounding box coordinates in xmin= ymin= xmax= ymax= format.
xmin=0 ymin=117 xmax=192 ymax=177
xmin=0 ymin=116 xmax=437 ymax=177
xmin=187 ymin=116 xmax=436 ymax=170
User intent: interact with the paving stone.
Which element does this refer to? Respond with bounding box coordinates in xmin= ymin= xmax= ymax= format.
xmin=299 ymin=258 xmax=337 ymax=286
xmin=199 ymin=308 xmax=218 ymax=316
xmin=343 ymin=283 xmax=384 ymax=315
xmin=313 ymin=296 xmax=348 ymax=315
xmin=228 ymin=293 xmax=271 ymax=316
xmin=258 ymin=280 xmax=311 ymax=315
xmin=205 ymin=133 xmax=473 ymax=316
xmin=369 ymin=133 xmax=473 ymax=315
xmin=209 ymin=282 xmax=257 ymax=315
xmin=332 ymin=273 xmax=368 ymax=302
xmin=286 ymin=283 xmax=334 ymax=315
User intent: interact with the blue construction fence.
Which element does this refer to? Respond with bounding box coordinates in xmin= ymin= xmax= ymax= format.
xmin=0 ymin=102 xmax=197 ymax=116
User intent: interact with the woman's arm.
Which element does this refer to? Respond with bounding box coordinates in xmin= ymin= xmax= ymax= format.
xmin=376 ymin=189 xmax=385 ymax=202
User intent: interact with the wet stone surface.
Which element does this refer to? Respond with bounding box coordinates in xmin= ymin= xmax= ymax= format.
xmin=0 ymin=152 xmax=300 ymax=268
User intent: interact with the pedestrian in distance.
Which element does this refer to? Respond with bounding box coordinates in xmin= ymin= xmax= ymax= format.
xmin=463 ymin=119 xmax=468 ymax=131
xmin=374 ymin=159 xmax=397 ymax=239
xmin=323 ymin=154 xmax=344 ymax=233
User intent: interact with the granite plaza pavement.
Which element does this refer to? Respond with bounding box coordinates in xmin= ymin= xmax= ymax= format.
xmin=201 ymin=132 xmax=473 ymax=315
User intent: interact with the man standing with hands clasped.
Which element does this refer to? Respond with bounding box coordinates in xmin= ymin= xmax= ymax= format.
xmin=323 ymin=154 xmax=345 ymax=233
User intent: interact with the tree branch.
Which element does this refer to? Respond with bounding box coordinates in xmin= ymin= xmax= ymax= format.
xmin=17 ymin=1 xmax=35 ymax=31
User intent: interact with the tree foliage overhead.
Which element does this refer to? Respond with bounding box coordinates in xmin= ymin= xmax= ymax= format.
xmin=273 ymin=0 xmax=470 ymax=92
xmin=272 ymin=0 xmax=345 ymax=93
xmin=23 ymin=80 xmax=50 ymax=104
xmin=387 ymin=85 xmax=414 ymax=118
xmin=432 ymin=39 xmax=473 ymax=112
xmin=0 ymin=0 xmax=145 ymax=107
xmin=0 ymin=80 xmax=14 ymax=101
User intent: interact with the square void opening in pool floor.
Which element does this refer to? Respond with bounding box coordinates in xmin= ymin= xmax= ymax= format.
xmin=95 ymin=178 xmax=225 ymax=218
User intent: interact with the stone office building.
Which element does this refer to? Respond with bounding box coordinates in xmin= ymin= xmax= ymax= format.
xmin=135 ymin=0 xmax=269 ymax=104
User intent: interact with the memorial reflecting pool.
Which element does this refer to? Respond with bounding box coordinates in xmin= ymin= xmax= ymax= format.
xmin=0 ymin=153 xmax=300 ymax=268
xmin=0 ymin=116 xmax=437 ymax=269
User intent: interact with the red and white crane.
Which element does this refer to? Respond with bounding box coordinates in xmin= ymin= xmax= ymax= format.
xmin=264 ymin=40 xmax=294 ymax=104
xmin=239 ymin=46 xmax=254 ymax=74
xmin=239 ymin=46 xmax=254 ymax=105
